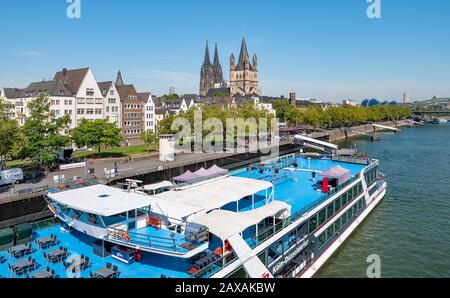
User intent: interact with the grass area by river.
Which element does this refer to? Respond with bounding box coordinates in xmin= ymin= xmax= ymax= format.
xmin=73 ymin=144 xmax=159 ymax=159
xmin=5 ymin=144 xmax=159 ymax=169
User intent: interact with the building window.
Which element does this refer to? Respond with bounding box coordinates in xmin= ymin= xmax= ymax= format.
xmin=110 ymin=90 xmax=114 ymax=95
xmin=86 ymin=108 xmax=94 ymax=115
xmin=95 ymin=109 xmax=102 ymax=115
xmin=77 ymin=109 xmax=84 ymax=115
xmin=108 ymin=98 xmax=116 ymax=104
xmin=86 ymin=88 xmax=94 ymax=96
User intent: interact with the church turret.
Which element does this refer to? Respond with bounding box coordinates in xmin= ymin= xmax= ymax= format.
xmin=253 ymin=54 xmax=258 ymax=71
xmin=115 ymin=71 xmax=124 ymax=86
xmin=230 ymin=54 xmax=235 ymax=71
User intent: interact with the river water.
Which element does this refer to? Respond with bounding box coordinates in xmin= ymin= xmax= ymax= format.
xmin=316 ymin=123 xmax=450 ymax=278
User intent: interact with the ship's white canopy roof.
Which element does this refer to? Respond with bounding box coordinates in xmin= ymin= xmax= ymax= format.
xmin=155 ymin=176 xmax=273 ymax=212
xmin=143 ymin=181 xmax=173 ymax=191
xmin=47 ymin=184 xmax=201 ymax=219
xmin=190 ymin=201 xmax=291 ymax=241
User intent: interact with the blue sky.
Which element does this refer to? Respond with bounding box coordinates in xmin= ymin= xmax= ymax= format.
xmin=0 ymin=0 xmax=449 ymax=102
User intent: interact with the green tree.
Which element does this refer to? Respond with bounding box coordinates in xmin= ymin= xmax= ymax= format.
xmin=141 ymin=130 xmax=158 ymax=153
xmin=71 ymin=119 xmax=122 ymax=156
xmin=21 ymin=95 xmax=71 ymax=168
xmin=162 ymin=94 xmax=180 ymax=100
xmin=0 ymin=98 xmax=25 ymax=169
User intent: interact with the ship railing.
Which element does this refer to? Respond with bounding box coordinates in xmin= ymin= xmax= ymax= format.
xmin=192 ymin=250 xmax=238 ymax=278
xmin=106 ymin=227 xmax=179 ymax=251
xmin=105 ymin=219 xmax=209 ymax=254
xmin=244 ymin=175 xmax=361 ymax=250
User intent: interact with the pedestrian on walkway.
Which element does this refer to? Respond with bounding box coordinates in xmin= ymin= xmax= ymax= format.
xmin=114 ymin=162 xmax=119 ymax=175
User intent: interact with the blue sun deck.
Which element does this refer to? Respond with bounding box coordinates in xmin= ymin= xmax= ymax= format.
xmin=235 ymin=158 xmax=366 ymax=214
xmin=0 ymin=226 xmax=192 ymax=278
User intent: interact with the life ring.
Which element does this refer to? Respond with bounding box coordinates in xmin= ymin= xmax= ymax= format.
xmin=121 ymin=231 xmax=131 ymax=242
xmin=48 ymin=205 xmax=57 ymax=215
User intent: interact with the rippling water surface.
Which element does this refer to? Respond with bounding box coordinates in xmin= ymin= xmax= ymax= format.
xmin=316 ymin=124 xmax=450 ymax=278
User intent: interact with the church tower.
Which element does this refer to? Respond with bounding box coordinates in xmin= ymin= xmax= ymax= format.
xmin=200 ymin=41 xmax=225 ymax=97
xmin=230 ymin=37 xmax=260 ymax=96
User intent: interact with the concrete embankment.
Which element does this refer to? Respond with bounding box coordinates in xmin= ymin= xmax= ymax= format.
xmin=328 ymin=120 xmax=410 ymax=143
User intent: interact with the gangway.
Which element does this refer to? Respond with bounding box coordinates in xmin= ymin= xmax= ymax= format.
xmin=293 ymin=135 xmax=339 ymax=151
xmin=372 ymin=123 xmax=401 ymax=132
xmin=227 ymin=234 xmax=273 ymax=278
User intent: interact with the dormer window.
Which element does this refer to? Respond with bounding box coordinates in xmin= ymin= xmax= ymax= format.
xmin=86 ymin=88 xmax=94 ymax=96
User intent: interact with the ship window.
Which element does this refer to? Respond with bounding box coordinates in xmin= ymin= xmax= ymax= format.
xmin=335 ymin=198 xmax=341 ymax=213
xmin=353 ymin=204 xmax=358 ymax=214
xmin=308 ymin=215 xmax=318 ymax=233
xmin=318 ymin=209 xmax=327 ymax=226
xmin=327 ymin=203 xmax=334 ymax=220
xmin=318 ymin=233 xmax=327 ymax=248
xmin=335 ymin=218 xmax=342 ymax=231
xmin=326 ymin=226 xmax=334 ymax=240
xmin=342 ymin=212 xmax=348 ymax=223
xmin=347 ymin=209 xmax=353 ymax=219
xmin=341 ymin=195 xmax=348 ymax=207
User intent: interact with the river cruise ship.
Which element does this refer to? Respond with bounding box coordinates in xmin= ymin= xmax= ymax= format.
xmin=0 ymin=151 xmax=386 ymax=278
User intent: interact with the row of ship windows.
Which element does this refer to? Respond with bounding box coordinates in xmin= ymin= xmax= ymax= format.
xmin=308 ymin=182 xmax=363 ymax=234
xmin=365 ymin=168 xmax=378 ymax=186
xmin=318 ymin=198 xmax=366 ymax=248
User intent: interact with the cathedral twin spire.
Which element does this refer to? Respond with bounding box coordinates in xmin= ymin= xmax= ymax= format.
xmin=203 ymin=41 xmax=221 ymax=68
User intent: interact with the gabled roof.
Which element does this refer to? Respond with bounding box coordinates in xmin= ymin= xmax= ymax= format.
xmin=137 ymin=92 xmax=151 ymax=103
xmin=53 ymin=68 xmax=90 ymax=94
xmin=98 ymin=81 xmax=113 ymax=96
xmin=116 ymin=84 xmax=136 ymax=100
xmin=2 ymin=88 xmax=24 ymax=99
xmin=20 ymin=80 xmax=72 ymax=97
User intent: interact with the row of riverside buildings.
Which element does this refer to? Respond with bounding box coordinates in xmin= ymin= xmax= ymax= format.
xmin=0 ymin=68 xmax=190 ymax=145
xmin=1 ymin=67 xmax=276 ymax=146
xmin=1 ymin=38 xmax=280 ymax=146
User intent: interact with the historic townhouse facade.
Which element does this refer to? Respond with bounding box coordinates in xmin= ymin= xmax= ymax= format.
xmin=98 ymin=81 xmax=121 ymax=128
xmin=115 ymin=72 xmax=144 ymax=145
xmin=139 ymin=92 xmax=157 ymax=134
xmin=53 ymin=68 xmax=104 ymax=126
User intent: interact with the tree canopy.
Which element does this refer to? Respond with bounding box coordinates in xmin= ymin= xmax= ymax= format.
xmin=0 ymin=98 xmax=25 ymax=169
xmin=71 ymin=119 xmax=122 ymax=154
xmin=20 ymin=95 xmax=71 ymax=168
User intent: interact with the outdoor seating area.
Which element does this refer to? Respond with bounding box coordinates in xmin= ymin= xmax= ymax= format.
xmin=187 ymin=252 xmax=220 ymax=276
xmin=63 ymin=255 xmax=92 ymax=273
xmin=7 ymin=243 xmax=33 ymax=258
xmin=32 ymin=267 xmax=56 ymax=279
xmin=8 ymin=257 xmax=38 ymax=276
xmin=90 ymin=262 xmax=120 ymax=278
xmin=35 ymin=234 xmax=58 ymax=249
xmin=43 ymin=246 xmax=68 ymax=263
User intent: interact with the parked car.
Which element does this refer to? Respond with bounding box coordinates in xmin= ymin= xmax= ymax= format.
xmin=0 ymin=168 xmax=24 ymax=186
